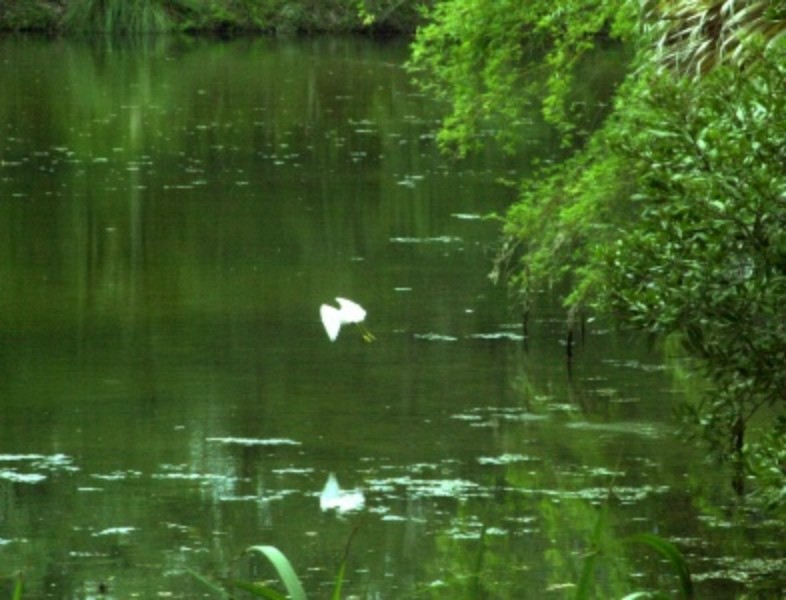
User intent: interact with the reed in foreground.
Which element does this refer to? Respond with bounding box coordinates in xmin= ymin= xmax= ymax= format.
xmin=190 ymin=534 xmax=354 ymax=600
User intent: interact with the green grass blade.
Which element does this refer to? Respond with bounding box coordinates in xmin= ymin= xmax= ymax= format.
xmin=231 ymin=579 xmax=288 ymax=599
xmin=183 ymin=566 xmax=232 ymax=599
xmin=332 ymin=521 xmax=362 ymax=600
xmin=629 ymin=533 xmax=693 ymax=599
xmin=247 ymin=545 xmax=308 ymax=600
xmin=574 ymin=506 xmax=607 ymax=600
xmin=330 ymin=559 xmax=347 ymax=600
xmin=11 ymin=574 xmax=23 ymax=600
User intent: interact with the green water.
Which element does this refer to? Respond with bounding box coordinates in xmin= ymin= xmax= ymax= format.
xmin=0 ymin=35 xmax=782 ymax=599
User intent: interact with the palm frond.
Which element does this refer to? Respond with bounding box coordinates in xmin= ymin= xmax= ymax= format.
xmin=646 ymin=0 xmax=786 ymax=76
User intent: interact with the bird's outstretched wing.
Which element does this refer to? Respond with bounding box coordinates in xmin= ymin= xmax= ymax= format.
xmin=320 ymin=304 xmax=342 ymax=341
xmin=335 ymin=297 xmax=366 ymax=323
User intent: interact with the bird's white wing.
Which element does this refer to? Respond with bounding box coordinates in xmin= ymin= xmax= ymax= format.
xmin=319 ymin=473 xmax=365 ymax=512
xmin=335 ymin=297 xmax=366 ymax=323
xmin=320 ymin=304 xmax=342 ymax=341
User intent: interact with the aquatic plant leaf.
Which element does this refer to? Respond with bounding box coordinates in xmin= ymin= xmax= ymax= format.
xmin=629 ymin=533 xmax=693 ymax=599
xmin=11 ymin=573 xmax=23 ymax=600
xmin=183 ymin=567 xmax=232 ymax=599
xmin=620 ymin=592 xmax=671 ymax=600
xmin=206 ymin=437 xmax=301 ymax=447
xmin=574 ymin=506 xmax=607 ymax=600
xmin=247 ymin=545 xmax=308 ymax=600
xmin=331 ymin=558 xmax=346 ymax=600
xmin=231 ymin=579 xmax=288 ymax=599
xmin=332 ymin=522 xmax=360 ymax=600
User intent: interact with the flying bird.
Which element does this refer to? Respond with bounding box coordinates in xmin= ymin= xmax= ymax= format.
xmin=319 ymin=297 xmax=375 ymax=342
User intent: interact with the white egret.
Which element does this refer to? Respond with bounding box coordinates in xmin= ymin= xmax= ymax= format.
xmin=319 ymin=297 xmax=375 ymax=342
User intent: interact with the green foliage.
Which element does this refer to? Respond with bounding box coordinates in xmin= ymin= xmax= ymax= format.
xmin=501 ymin=130 xmax=634 ymax=313
xmin=646 ymin=0 xmax=786 ymax=77
xmin=356 ymin=0 xmax=428 ymax=32
xmin=191 ymin=539 xmax=353 ymax=599
xmin=0 ymin=1 xmax=61 ymax=31
xmin=409 ymin=0 xmax=786 ymax=511
xmin=188 ymin=545 xmax=309 ymax=599
xmin=745 ymin=419 xmax=786 ymax=514
xmin=540 ymin=495 xmax=697 ymax=599
xmin=408 ymin=0 xmax=638 ymax=154
xmin=602 ymin=61 xmax=786 ymax=461
xmin=573 ymin=504 xmax=610 ymax=599
xmin=628 ymin=533 xmax=693 ymax=599
xmin=1 ymin=0 xmax=424 ymax=33
xmin=540 ymin=497 xmax=631 ymax=598
xmin=62 ymin=0 xmax=172 ymax=33
xmin=245 ymin=545 xmax=308 ymax=600
xmin=11 ymin=575 xmax=22 ymax=600
xmin=0 ymin=574 xmax=23 ymax=600
xmin=165 ymin=0 xmax=277 ymax=32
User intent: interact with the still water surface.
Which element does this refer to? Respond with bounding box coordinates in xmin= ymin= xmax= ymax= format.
xmin=0 ymin=35 xmax=782 ymax=598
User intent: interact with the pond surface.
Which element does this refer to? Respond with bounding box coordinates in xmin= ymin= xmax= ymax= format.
xmin=0 ymin=35 xmax=783 ymax=599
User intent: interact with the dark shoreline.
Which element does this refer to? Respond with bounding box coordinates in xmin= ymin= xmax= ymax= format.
xmin=0 ymin=1 xmax=421 ymax=36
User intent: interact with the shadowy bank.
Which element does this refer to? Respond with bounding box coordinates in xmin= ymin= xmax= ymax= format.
xmin=0 ymin=0 xmax=425 ymax=35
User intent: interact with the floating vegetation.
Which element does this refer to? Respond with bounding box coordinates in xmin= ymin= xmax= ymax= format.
xmin=696 ymin=514 xmax=735 ymax=529
xmin=546 ymin=403 xmax=580 ymax=413
xmin=608 ymin=396 xmax=642 ymax=404
xmin=602 ymin=359 xmax=669 ymax=373
xmin=451 ymin=406 xmax=548 ymax=424
xmin=272 ymin=467 xmax=315 ymax=476
xmin=368 ymin=476 xmax=487 ymax=499
xmin=220 ymin=490 xmax=294 ymax=503
xmin=521 ymin=485 xmax=670 ymax=504
xmin=152 ymin=472 xmax=239 ymax=482
xmin=585 ymin=467 xmax=626 ymax=478
xmin=0 ymin=453 xmax=78 ymax=483
xmin=469 ymin=332 xmax=526 ymax=341
xmin=450 ymin=413 xmax=484 ymax=422
xmin=450 ymin=213 xmax=484 ymax=220
xmin=565 ymin=421 xmax=666 ymax=438
xmin=93 ymin=527 xmax=136 ymax=537
xmin=0 ymin=453 xmax=77 ymax=470
xmin=0 ymin=470 xmax=47 ymax=484
xmin=396 ymin=176 xmax=419 ymax=188
xmin=206 ymin=437 xmax=301 ymax=447
xmin=405 ymin=462 xmax=444 ymax=474
xmin=693 ymin=556 xmax=786 ymax=585
xmin=477 ymin=453 xmax=538 ymax=465
xmin=91 ymin=470 xmax=143 ymax=481
xmin=414 ymin=333 xmax=459 ymax=342
xmin=0 ymin=454 xmax=36 ymax=461
xmin=445 ymin=520 xmax=484 ymax=540
xmin=381 ymin=514 xmax=408 ymax=522
xmin=389 ymin=236 xmax=462 ymax=244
